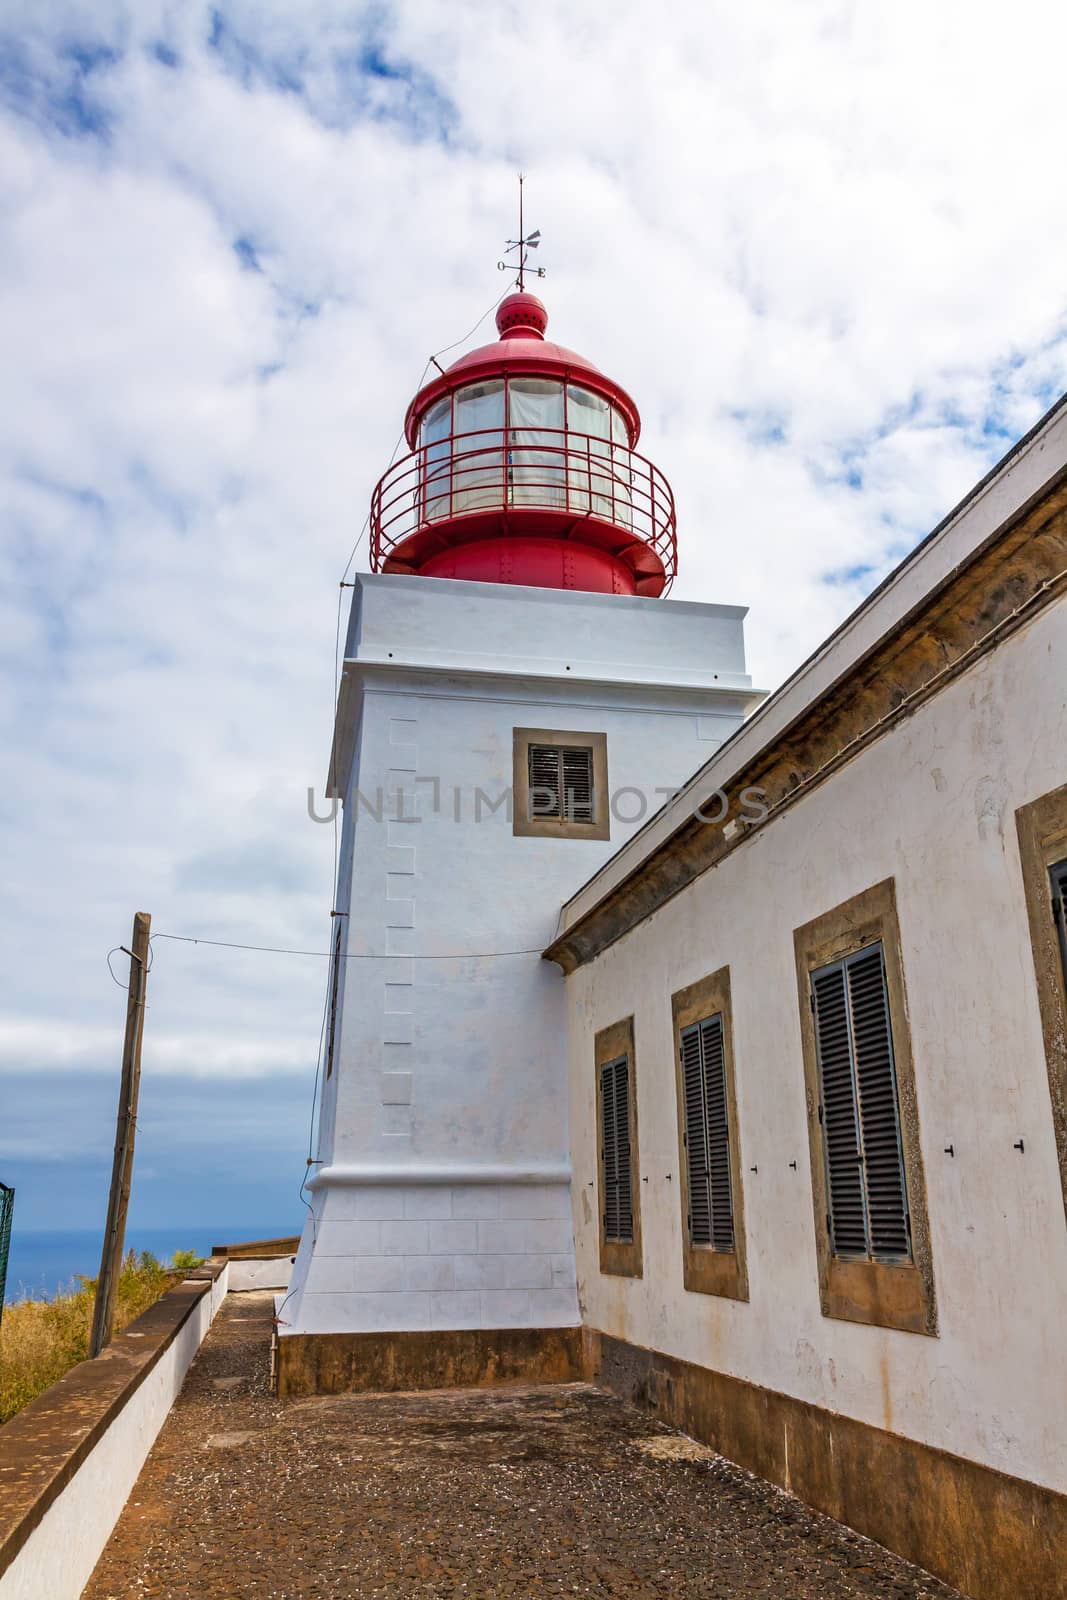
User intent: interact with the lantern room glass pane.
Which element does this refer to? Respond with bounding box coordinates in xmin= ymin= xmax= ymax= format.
xmin=508 ymin=378 xmax=565 ymax=509
xmin=452 ymin=380 xmax=505 ymax=514
xmin=610 ymin=406 xmax=634 ymax=530
xmin=567 ymin=385 xmax=629 ymax=525
xmin=420 ymin=397 xmax=452 ymax=523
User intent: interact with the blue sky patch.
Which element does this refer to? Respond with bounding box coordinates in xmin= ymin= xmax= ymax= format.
xmin=822 ymin=560 xmax=876 ymax=587
xmin=234 ymin=235 xmax=263 ymax=272
xmin=207 ymin=8 xmax=306 ymax=96
xmin=728 ymin=407 xmax=789 ymax=447
xmin=0 ymin=33 xmax=120 ymax=140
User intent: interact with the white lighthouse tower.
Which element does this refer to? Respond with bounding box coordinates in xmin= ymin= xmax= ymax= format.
xmin=278 ymin=266 xmax=763 ymax=1388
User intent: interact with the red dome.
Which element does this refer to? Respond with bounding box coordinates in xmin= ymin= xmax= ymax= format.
xmin=495 ymin=291 xmax=548 ymax=336
xmin=404 ymin=293 xmax=641 ymax=448
xmin=372 ymin=292 xmax=677 ymax=598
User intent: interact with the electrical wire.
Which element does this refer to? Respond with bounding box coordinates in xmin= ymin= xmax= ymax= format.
xmin=105 ymin=947 xmax=127 ymax=988
xmin=150 ymin=932 xmax=544 ymax=960
xmin=106 ymin=939 xmax=154 ymax=987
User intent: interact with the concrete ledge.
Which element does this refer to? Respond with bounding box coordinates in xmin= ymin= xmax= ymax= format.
xmin=275 ymin=1325 xmax=584 ymax=1397
xmin=213 ymin=1237 xmax=298 ymax=1291
xmin=0 ymin=1257 xmax=228 ymax=1600
xmin=212 ymin=1235 xmax=300 ymax=1260
xmin=588 ymin=1328 xmax=1065 ymax=1600
xmin=307 ymin=1162 xmax=572 ymax=1189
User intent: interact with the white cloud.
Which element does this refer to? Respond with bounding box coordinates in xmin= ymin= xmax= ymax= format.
xmin=2 ymin=2 xmax=1066 ymax=1181
xmin=0 ymin=1011 xmax=320 ymax=1078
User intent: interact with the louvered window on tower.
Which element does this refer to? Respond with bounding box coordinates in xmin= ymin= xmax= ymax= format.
xmin=1051 ymin=859 xmax=1067 ymax=988
xmin=528 ymin=743 xmax=595 ymax=824
xmin=811 ymin=942 xmax=912 ymax=1264
xmin=680 ymin=1014 xmax=735 ymax=1252
xmin=600 ymin=1054 xmax=633 ymax=1243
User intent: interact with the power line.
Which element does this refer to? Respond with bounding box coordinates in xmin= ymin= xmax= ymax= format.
xmin=151 ymin=932 xmax=544 ymax=960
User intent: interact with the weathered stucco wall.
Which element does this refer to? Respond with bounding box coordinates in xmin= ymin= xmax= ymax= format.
xmin=567 ymin=598 xmax=1067 ymax=1493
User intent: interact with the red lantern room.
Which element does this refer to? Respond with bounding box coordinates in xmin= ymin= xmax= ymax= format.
xmin=369 ymin=290 xmax=678 ymax=597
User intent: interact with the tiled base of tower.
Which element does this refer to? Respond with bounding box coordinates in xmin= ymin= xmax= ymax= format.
xmin=280 ymin=1176 xmax=578 ymax=1337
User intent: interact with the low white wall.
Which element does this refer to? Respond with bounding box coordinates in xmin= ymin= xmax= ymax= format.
xmin=0 ymin=1263 xmax=228 ymax=1600
xmin=228 ymin=1255 xmax=293 ymax=1292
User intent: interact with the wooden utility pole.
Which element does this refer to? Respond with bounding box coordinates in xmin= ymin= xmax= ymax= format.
xmin=90 ymin=911 xmax=151 ymax=1359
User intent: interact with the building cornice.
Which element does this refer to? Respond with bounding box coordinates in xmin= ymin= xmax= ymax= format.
xmin=327 ymin=658 xmax=764 ymax=799
xmin=544 ymin=450 xmax=1067 ymax=975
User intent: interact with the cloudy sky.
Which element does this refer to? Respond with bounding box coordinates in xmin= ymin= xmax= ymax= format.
xmin=3 ymin=0 xmax=1067 ymax=1241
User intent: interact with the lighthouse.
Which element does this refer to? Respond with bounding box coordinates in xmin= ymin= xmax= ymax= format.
xmin=279 ymin=262 xmax=764 ymax=1384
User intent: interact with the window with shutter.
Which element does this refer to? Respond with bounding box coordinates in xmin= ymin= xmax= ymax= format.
xmin=812 ymin=942 xmax=911 ymax=1265
xmin=600 ymin=1053 xmax=633 ymax=1243
xmin=1051 ymin=859 xmax=1067 ymax=990
xmin=795 ymin=880 xmax=934 ymax=1334
xmin=595 ymin=1015 xmax=642 ymax=1277
xmin=514 ymin=728 xmax=609 ymax=839
xmin=1016 ymin=789 xmax=1067 ymax=1235
xmin=671 ymin=966 xmax=747 ymax=1301
xmin=528 ymin=743 xmax=595 ymax=824
xmin=680 ymin=1013 xmax=735 ymax=1252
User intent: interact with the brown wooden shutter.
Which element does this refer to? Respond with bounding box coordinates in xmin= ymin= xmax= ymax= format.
xmin=601 ymin=1054 xmax=633 ymax=1243
xmin=528 ymin=743 xmax=595 ymax=824
xmin=528 ymin=744 xmax=562 ymax=818
xmin=702 ymin=1015 xmax=735 ymax=1252
xmin=1051 ymin=859 xmax=1067 ymax=989
xmin=812 ymin=942 xmax=911 ymax=1263
xmin=561 ymin=746 xmax=595 ymax=823
xmin=848 ymin=945 xmax=910 ymax=1260
xmin=681 ymin=1023 xmax=711 ymax=1245
xmin=681 ymin=1014 xmax=734 ymax=1251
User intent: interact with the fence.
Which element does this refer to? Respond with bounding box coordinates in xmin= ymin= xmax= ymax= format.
xmin=0 ymin=1183 xmax=13 ymax=1327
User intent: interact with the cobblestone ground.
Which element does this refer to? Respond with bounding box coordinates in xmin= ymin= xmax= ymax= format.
xmin=83 ymin=1293 xmax=962 ymax=1600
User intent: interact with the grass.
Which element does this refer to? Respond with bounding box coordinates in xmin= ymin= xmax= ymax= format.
xmin=0 ymin=1247 xmax=204 ymax=1424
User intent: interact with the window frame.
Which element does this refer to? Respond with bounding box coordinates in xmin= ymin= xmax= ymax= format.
xmin=513 ymin=727 xmax=609 ymax=840
xmin=671 ymin=966 xmax=748 ymax=1301
xmin=1015 ymin=781 xmax=1067 ymax=1227
xmin=794 ymin=879 xmax=936 ymax=1336
xmin=595 ymin=1016 xmax=642 ymax=1278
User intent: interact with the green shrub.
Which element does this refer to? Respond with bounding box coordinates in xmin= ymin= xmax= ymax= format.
xmin=0 ymin=1246 xmax=200 ymax=1424
xmin=170 ymin=1248 xmax=205 ymax=1271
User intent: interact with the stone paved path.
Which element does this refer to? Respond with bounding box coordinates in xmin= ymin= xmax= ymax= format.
xmin=83 ymin=1293 xmax=962 ymax=1599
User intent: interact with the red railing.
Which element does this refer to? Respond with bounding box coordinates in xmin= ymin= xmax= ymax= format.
xmin=370 ymin=426 xmax=677 ymax=590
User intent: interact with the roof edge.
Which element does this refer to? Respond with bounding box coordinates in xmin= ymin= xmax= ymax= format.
xmin=546 ymin=388 xmax=1067 ymax=965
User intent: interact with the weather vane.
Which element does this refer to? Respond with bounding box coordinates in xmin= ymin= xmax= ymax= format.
xmin=498 ymin=172 xmax=545 ymax=291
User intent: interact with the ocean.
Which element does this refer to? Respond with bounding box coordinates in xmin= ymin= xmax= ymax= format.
xmin=2 ymin=1224 xmax=300 ymax=1303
